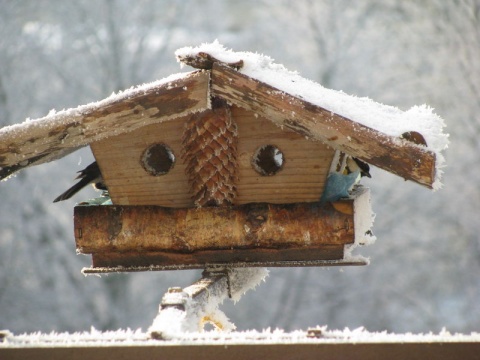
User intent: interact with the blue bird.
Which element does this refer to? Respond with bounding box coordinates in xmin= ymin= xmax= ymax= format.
xmin=320 ymin=157 xmax=370 ymax=204
xmin=320 ymin=170 xmax=360 ymax=203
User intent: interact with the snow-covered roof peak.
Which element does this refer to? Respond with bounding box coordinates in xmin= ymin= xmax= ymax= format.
xmin=0 ymin=41 xmax=448 ymax=189
xmin=176 ymin=41 xmax=448 ymax=189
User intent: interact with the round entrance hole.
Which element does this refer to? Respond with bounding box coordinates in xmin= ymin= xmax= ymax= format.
xmin=141 ymin=143 xmax=175 ymax=176
xmin=252 ymin=144 xmax=284 ymax=176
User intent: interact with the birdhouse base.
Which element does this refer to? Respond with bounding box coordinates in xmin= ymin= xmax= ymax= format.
xmin=81 ymin=256 xmax=367 ymax=274
xmin=74 ymin=188 xmax=371 ymax=273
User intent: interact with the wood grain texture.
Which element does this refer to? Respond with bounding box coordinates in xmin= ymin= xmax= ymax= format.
xmin=74 ymin=201 xmax=354 ymax=254
xmin=91 ymin=106 xmax=334 ymax=206
xmin=91 ymin=115 xmax=192 ymax=207
xmin=211 ymin=63 xmax=436 ymax=188
xmin=0 ymin=71 xmax=209 ymax=179
xmin=4 ymin=342 xmax=478 ymax=360
xmin=233 ymin=107 xmax=334 ymax=204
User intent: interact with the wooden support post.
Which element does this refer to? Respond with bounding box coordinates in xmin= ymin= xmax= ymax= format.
xmin=149 ymin=268 xmax=268 ymax=337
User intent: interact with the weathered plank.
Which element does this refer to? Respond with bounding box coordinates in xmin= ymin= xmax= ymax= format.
xmin=0 ymin=71 xmax=210 ymax=179
xmin=210 ymin=63 xmax=436 ymax=188
xmin=90 ymin=246 xmax=347 ymax=269
xmin=3 ymin=341 xmax=479 ymax=360
xmin=83 ymin=258 xmax=366 ymax=273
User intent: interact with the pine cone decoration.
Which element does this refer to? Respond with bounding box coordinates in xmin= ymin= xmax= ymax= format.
xmin=182 ymin=97 xmax=238 ymax=207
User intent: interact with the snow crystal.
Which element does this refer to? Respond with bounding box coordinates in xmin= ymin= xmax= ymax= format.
xmin=176 ymin=41 xmax=449 ymax=188
xmin=227 ymin=267 xmax=269 ymax=303
xmin=2 ymin=327 xmax=480 ymax=348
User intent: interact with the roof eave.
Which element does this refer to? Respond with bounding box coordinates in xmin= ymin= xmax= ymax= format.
xmin=210 ymin=63 xmax=436 ymax=189
xmin=0 ymin=70 xmax=210 ymax=180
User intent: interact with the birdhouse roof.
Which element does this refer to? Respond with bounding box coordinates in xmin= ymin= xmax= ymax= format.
xmin=0 ymin=41 xmax=448 ymax=189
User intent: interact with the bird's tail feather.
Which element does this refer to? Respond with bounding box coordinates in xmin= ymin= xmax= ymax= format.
xmin=53 ymin=177 xmax=92 ymax=202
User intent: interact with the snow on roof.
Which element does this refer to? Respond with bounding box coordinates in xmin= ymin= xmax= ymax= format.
xmin=2 ymin=327 xmax=479 ymax=348
xmin=0 ymin=71 xmax=191 ymax=144
xmin=1 ymin=41 xmax=448 ymax=188
xmin=176 ymin=41 xmax=449 ymax=189
xmin=0 ymin=71 xmax=201 ymax=180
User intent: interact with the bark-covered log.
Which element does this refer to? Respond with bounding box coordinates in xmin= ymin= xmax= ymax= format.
xmin=74 ymin=200 xmax=357 ymax=270
xmin=75 ymin=202 xmax=354 ymax=253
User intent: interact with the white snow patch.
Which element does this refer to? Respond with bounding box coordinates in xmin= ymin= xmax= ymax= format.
xmin=176 ymin=41 xmax=449 ymax=187
xmin=344 ymin=187 xmax=376 ymax=263
xmin=0 ymin=71 xmax=195 ymax=146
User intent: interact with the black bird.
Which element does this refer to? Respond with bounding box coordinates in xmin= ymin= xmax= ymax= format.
xmin=53 ymin=161 xmax=107 ymax=202
xmin=346 ymin=157 xmax=371 ymax=178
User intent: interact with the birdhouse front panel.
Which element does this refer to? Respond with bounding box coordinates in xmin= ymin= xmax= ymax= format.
xmin=90 ymin=115 xmax=192 ymax=207
xmin=234 ymin=106 xmax=335 ymax=204
xmin=90 ymin=105 xmax=335 ymax=207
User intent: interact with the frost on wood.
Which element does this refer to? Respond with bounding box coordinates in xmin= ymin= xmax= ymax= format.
xmin=344 ymin=187 xmax=376 ymax=263
xmin=1 ymin=41 xmax=448 ymax=188
xmin=2 ymin=327 xmax=480 ymax=347
xmin=0 ymin=70 xmax=209 ymax=180
xmin=177 ymin=41 xmax=449 ymax=189
xmin=211 ymin=64 xmax=437 ymax=189
xmin=148 ymin=268 xmax=268 ymax=339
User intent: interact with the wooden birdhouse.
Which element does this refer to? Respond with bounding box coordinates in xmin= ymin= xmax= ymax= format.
xmin=75 ymin=92 xmax=364 ymax=271
xmin=0 ymin=43 xmax=448 ymax=274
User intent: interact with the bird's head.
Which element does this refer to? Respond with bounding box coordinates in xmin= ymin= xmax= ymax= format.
xmin=345 ymin=157 xmax=371 ymax=178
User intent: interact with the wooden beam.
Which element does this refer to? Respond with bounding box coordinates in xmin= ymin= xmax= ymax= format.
xmin=74 ymin=200 xmax=355 ymax=270
xmin=211 ymin=63 xmax=436 ymax=188
xmin=89 ymin=246 xmax=346 ymax=269
xmin=83 ymin=258 xmax=366 ymax=273
xmin=0 ymin=71 xmax=210 ymax=179
xmin=2 ymin=338 xmax=480 ymax=360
